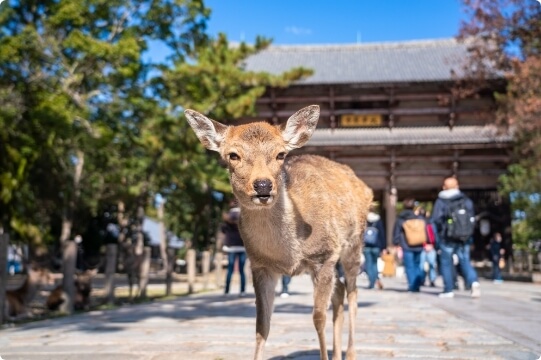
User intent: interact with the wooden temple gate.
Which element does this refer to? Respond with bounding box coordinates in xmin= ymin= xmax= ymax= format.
xmin=240 ymin=39 xmax=514 ymax=259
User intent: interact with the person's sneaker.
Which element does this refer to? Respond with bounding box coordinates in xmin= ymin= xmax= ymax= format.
xmin=493 ymin=279 xmax=504 ymax=284
xmin=279 ymin=292 xmax=290 ymax=298
xmin=438 ymin=292 xmax=455 ymax=298
xmin=471 ymin=281 xmax=481 ymax=298
xmin=239 ymin=292 xmax=246 ymax=297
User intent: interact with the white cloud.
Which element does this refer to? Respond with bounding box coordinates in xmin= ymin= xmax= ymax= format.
xmin=285 ymin=26 xmax=312 ymax=36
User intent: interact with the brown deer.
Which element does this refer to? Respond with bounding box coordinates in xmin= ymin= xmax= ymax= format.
xmin=46 ymin=268 xmax=98 ymax=311
xmin=5 ymin=264 xmax=54 ymax=319
xmin=185 ymin=105 xmax=372 ymax=360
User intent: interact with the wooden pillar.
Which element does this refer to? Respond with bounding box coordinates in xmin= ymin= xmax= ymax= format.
xmin=0 ymin=232 xmax=8 ymax=324
xmin=104 ymin=243 xmax=117 ymax=304
xmin=186 ymin=249 xmax=196 ymax=294
xmin=384 ymin=188 xmax=397 ymax=248
xmin=60 ymin=240 xmax=77 ymax=314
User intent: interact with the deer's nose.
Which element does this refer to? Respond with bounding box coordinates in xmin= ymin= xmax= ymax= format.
xmin=253 ymin=179 xmax=273 ymax=195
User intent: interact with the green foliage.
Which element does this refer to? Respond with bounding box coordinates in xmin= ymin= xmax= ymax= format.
xmin=0 ymin=0 xmax=311 ymax=252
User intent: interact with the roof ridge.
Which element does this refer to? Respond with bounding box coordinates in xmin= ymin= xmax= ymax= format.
xmin=266 ymin=38 xmax=461 ymax=52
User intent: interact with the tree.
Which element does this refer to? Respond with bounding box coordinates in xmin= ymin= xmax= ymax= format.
xmin=459 ymin=0 xmax=541 ymax=246
xmin=157 ymin=33 xmax=312 ymax=249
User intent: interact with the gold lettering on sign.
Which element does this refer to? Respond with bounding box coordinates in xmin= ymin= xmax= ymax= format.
xmin=340 ymin=114 xmax=382 ymax=127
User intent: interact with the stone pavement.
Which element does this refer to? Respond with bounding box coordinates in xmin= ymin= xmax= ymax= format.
xmin=1 ymin=273 xmax=540 ymax=360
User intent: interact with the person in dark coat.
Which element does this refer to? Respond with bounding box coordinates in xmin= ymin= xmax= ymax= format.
xmin=488 ymin=232 xmax=505 ymax=283
xmin=431 ymin=177 xmax=480 ymax=298
xmin=363 ymin=209 xmax=386 ymax=289
xmin=222 ymin=199 xmax=246 ymax=296
xmin=393 ymin=198 xmax=425 ymax=292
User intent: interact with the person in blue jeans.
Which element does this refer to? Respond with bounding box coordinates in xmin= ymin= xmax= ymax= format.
xmin=393 ymin=198 xmax=425 ymax=292
xmin=431 ymin=177 xmax=480 ymax=298
xmin=488 ymin=232 xmax=505 ymax=283
xmin=222 ymin=200 xmax=247 ymax=296
xmin=363 ymin=209 xmax=386 ymax=289
xmin=416 ymin=206 xmax=438 ymax=287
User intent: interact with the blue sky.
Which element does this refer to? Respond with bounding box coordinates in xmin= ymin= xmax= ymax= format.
xmin=205 ymin=0 xmax=465 ymax=45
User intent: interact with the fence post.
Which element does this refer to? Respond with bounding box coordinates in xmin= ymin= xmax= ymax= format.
xmin=139 ymin=246 xmax=151 ymax=298
xmin=165 ymin=247 xmax=175 ymax=296
xmin=60 ymin=240 xmax=77 ymax=314
xmin=202 ymin=250 xmax=210 ymax=290
xmin=186 ymin=249 xmax=196 ymax=294
xmin=0 ymin=233 xmax=8 ymax=324
xmin=104 ymin=243 xmax=117 ymax=304
xmin=214 ymin=252 xmax=223 ymax=289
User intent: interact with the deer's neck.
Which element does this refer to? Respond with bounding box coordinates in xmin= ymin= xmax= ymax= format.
xmin=239 ymin=184 xmax=304 ymax=273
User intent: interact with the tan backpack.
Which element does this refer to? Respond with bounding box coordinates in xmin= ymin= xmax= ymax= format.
xmin=402 ymin=218 xmax=427 ymax=247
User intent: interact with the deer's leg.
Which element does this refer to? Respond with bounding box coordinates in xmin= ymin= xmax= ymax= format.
xmin=252 ymin=268 xmax=278 ymax=360
xmin=342 ymin=245 xmax=362 ymax=360
xmin=331 ymin=274 xmax=345 ymax=360
xmin=312 ymin=260 xmax=337 ymax=360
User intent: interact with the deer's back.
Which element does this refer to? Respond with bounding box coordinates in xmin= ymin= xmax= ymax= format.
xmin=241 ymin=154 xmax=372 ymax=274
xmin=285 ymin=154 xmax=372 ymax=231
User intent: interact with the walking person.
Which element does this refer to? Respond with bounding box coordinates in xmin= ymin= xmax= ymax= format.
xmin=363 ymin=208 xmax=386 ymax=289
xmin=393 ymin=198 xmax=426 ymax=292
xmin=416 ymin=206 xmax=438 ymax=287
xmin=488 ymin=232 xmax=505 ymax=284
xmin=279 ymin=275 xmax=292 ymax=298
xmin=222 ymin=199 xmax=247 ymax=296
xmin=431 ymin=177 xmax=480 ymax=298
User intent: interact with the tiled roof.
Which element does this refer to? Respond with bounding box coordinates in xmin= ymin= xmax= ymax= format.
xmin=306 ymin=126 xmax=513 ymax=147
xmin=243 ymin=38 xmax=471 ymax=84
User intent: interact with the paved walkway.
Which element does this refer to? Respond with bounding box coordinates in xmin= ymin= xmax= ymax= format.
xmin=1 ymin=274 xmax=540 ymax=360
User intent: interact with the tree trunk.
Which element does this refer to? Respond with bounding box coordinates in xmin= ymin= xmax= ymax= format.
xmin=157 ymin=201 xmax=168 ymax=273
xmin=104 ymin=243 xmax=117 ymax=304
xmin=0 ymin=232 xmax=8 ymax=324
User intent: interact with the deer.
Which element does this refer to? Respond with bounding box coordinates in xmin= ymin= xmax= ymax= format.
xmin=185 ymin=105 xmax=372 ymax=360
xmin=46 ymin=268 xmax=98 ymax=311
xmin=4 ymin=263 xmax=54 ymax=319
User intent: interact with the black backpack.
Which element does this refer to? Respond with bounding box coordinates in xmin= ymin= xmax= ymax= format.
xmin=446 ymin=197 xmax=475 ymax=242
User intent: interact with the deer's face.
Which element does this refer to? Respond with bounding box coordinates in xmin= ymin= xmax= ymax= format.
xmin=28 ymin=265 xmax=55 ymax=286
xmin=185 ymin=105 xmax=320 ymax=210
xmin=221 ymin=123 xmax=288 ymax=209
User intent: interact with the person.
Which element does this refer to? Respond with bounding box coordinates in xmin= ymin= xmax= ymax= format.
xmin=222 ymin=199 xmax=247 ymax=296
xmin=280 ymin=275 xmax=292 ymax=298
xmin=393 ymin=198 xmax=426 ymax=292
xmin=380 ymin=248 xmax=396 ymax=277
xmin=416 ymin=206 xmax=438 ymax=287
xmin=363 ymin=208 xmax=386 ymax=289
xmin=431 ymin=177 xmax=480 ymax=298
xmin=488 ymin=232 xmax=505 ymax=283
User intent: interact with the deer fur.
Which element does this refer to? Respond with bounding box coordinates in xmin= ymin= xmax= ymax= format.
xmin=46 ymin=268 xmax=98 ymax=311
xmin=185 ymin=105 xmax=372 ymax=360
xmin=5 ymin=264 xmax=54 ymax=319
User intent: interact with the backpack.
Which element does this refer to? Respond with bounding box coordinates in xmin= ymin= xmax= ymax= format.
xmin=364 ymin=224 xmax=379 ymax=246
xmin=446 ymin=197 xmax=475 ymax=242
xmin=402 ymin=218 xmax=427 ymax=247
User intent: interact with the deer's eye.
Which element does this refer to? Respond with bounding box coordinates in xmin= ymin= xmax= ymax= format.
xmin=276 ymin=152 xmax=286 ymax=160
xmin=229 ymin=153 xmax=240 ymax=161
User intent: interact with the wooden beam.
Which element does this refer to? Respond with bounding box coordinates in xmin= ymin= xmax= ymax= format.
xmin=256 ymin=93 xmax=453 ymax=104
xmin=253 ymin=107 xmax=486 ymax=118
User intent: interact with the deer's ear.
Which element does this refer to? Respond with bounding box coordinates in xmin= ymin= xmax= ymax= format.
xmin=184 ymin=110 xmax=228 ymax=152
xmin=281 ymin=105 xmax=319 ymax=151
